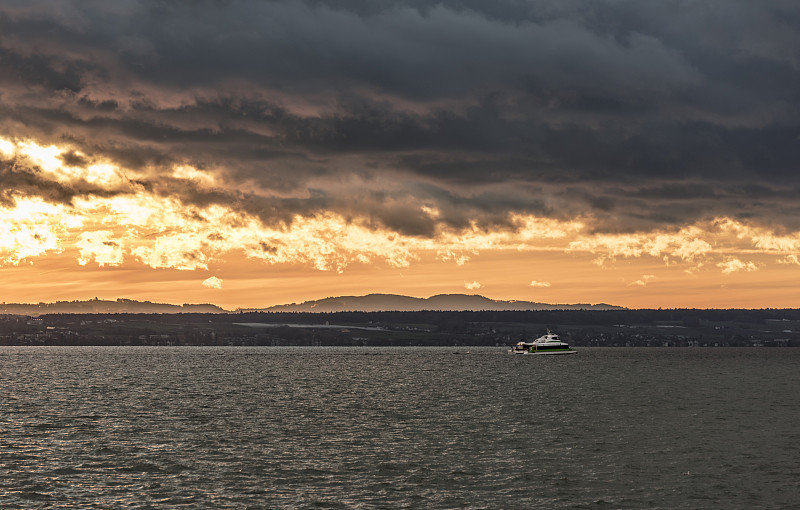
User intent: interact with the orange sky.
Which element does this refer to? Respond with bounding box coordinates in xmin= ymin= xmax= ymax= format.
xmin=3 ymin=3 xmax=800 ymax=310
xmin=2 ymin=135 xmax=800 ymax=310
xmin=3 ymin=235 xmax=800 ymax=310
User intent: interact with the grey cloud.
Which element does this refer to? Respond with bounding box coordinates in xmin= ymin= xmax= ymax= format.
xmin=1 ymin=0 xmax=800 ymax=234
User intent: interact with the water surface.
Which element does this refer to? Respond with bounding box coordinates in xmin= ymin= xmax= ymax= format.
xmin=1 ymin=347 xmax=797 ymax=508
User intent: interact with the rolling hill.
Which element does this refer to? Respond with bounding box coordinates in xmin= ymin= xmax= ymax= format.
xmin=258 ymin=293 xmax=625 ymax=313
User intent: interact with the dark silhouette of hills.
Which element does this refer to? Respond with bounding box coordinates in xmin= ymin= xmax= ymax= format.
xmin=0 ymin=294 xmax=624 ymax=316
xmin=257 ymin=293 xmax=625 ymax=313
xmin=0 ymin=298 xmax=225 ymax=316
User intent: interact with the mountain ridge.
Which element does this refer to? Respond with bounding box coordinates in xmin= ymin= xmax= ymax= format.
xmin=0 ymin=298 xmax=225 ymax=316
xmin=0 ymin=294 xmax=626 ymax=316
xmin=256 ymin=293 xmax=625 ymax=313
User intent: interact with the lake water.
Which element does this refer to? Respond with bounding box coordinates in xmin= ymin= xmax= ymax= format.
xmin=1 ymin=347 xmax=798 ymax=509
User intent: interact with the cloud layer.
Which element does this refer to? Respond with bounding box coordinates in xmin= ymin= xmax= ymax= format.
xmin=4 ymin=135 xmax=800 ymax=282
xmin=3 ymin=0 xmax=800 ymax=312
xmin=2 ymin=0 xmax=800 ymax=238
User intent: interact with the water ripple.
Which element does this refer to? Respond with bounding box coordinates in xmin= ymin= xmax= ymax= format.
xmin=0 ymin=347 xmax=798 ymax=508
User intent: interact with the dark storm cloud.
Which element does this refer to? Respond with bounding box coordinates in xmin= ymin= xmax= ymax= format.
xmin=1 ymin=0 xmax=800 ymax=234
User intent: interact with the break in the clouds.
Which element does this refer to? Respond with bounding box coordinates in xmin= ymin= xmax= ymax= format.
xmin=2 ymin=0 xmax=800 ymax=295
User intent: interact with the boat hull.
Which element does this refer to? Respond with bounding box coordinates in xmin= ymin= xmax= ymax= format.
xmin=509 ymin=331 xmax=577 ymax=354
xmin=507 ymin=348 xmax=577 ymax=355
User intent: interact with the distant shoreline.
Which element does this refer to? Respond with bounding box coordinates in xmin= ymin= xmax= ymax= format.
xmin=234 ymin=322 xmax=387 ymax=331
xmin=2 ymin=309 xmax=797 ymax=347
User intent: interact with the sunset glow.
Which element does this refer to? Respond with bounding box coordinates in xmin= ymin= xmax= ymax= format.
xmin=2 ymin=1 xmax=800 ymax=309
xmin=3 ymin=134 xmax=800 ymax=308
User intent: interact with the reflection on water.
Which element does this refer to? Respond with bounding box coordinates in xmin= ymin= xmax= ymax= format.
xmin=1 ymin=347 xmax=798 ymax=508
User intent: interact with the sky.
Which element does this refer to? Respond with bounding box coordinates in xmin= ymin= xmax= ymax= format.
xmin=2 ymin=0 xmax=800 ymax=310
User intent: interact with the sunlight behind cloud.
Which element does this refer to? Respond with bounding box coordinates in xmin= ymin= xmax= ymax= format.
xmin=0 ymin=137 xmax=14 ymax=157
xmin=0 ymin=197 xmax=74 ymax=265
xmin=172 ymin=165 xmax=217 ymax=187
xmin=9 ymin=139 xmax=130 ymax=188
xmin=3 ymin=183 xmax=800 ymax=279
xmin=3 ymin=137 xmax=800 ymax=284
xmin=18 ymin=141 xmax=62 ymax=174
xmin=76 ymin=231 xmax=124 ymax=267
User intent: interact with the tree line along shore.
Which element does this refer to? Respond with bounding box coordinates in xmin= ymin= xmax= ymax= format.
xmin=1 ymin=309 xmax=798 ymax=347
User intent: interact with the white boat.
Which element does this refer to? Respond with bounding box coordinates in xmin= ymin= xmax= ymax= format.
xmin=509 ymin=330 xmax=577 ymax=355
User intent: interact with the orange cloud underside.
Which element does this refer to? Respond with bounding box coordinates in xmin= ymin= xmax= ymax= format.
xmin=3 ymin=136 xmax=800 ymax=309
